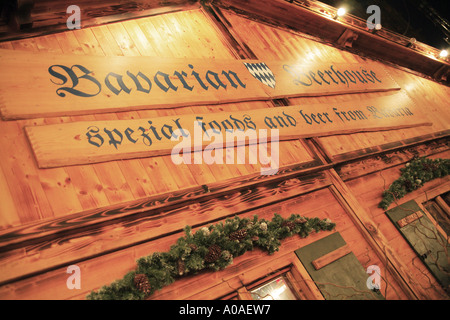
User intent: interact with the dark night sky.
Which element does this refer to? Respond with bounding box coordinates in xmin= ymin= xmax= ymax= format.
xmin=319 ymin=0 xmax=449 ymax=50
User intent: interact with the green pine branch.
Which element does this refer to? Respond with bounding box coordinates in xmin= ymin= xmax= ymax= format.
xmin=379 ymin=157 xmax=450 ymax=210
xmin=87 ymin=213 xmax=335 ymax=300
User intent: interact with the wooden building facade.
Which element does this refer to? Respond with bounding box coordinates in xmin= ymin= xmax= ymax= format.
xmin=0 ymin=0 xmax=448 ymax=300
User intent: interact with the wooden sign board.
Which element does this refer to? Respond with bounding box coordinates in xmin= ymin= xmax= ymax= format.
xmin=25 ymin=92 xmax=431 ymax=169
xmin=0 ymin=49 xmax=399 ymax=120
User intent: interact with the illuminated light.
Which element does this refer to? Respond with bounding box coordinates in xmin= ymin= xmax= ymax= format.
xmin=337 ymin=7 xmax=346 ymax=16
xmin=404 ymin=83 xmax=415 ymax=91
xmin=370 ymin=23 xmax=382 ymax=34
xmin=439 ymin=50 xmax=448 ymax=58
xmin=269 ymin=285 xmax=287 ymax=300
xmin=406 ymin=38 xmax=417 ymax=48
xmin=306 ymin=52 xmax=315 ymax=61
xmin=334 ymin=7 xmax=346 ymax=20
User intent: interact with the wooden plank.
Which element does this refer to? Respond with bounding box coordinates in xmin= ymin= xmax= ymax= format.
xmin=217 ymin=0 xmax=449 ymax=82
xmin=0 ymin=186 xmax=335 ymax=299
xmin=337 ymin=135 xmax=450 ymax=181
xmin=221 ymin=9 xmax=449 ymax=160
xmin=312 ymin=244 xmax=352 ymax=270
xmin=0 ymin=169 xmax=330 ymax=254
xmin=21 ymin=32 xmax=87 ymax=218
xmin=0 ymin=48 xmax=401 ymax=120
xmin=93 ymin=22 xmax=159 ymax=201
xmin=397 ymin=211 xmax=423 ymax=228
xmin=289 ymin=258 xmax=325 ymax=300
xmin=24 ymin=92 xmax=430 ymax=168
xmin=0 ymin=166 xmax=20 ymax=229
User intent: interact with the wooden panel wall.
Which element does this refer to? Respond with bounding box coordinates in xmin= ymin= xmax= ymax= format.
xmin=0 ymin=9 xmax=316 ymax=229
xmin=346 ymin=151 xmax=450 ymax=299
xmin=219 ymin=9 xmax=450 ymax=160
xmin=0 ymin=4 xmax=448 ymax=300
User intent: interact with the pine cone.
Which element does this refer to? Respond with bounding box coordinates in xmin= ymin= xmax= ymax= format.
xmin=189 ymin=243 xmax=198 ymax=252
xmin=134 ymin=274 xmax=151 ymax=296
xmin=205 ymin=244 xmax=222 ymax=263
xmin=229 ymin=229 xmax=247 ymax=241
xmin=282 ymin=220 xmax=296 ymax=231
xmin=177 ymin=259 xmax=185 ymax=276
xmin=403 ymin=179 xmax=413 ymax=190
xmin=295 ymin=218 xmax=307 ymax=225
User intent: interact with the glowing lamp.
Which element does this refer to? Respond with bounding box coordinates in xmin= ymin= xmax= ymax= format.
xmin=334 ymin=7 xmax=346 ymax=19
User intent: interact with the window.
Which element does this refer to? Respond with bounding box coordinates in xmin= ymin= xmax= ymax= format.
xmin=250 ymin=274 xmax=298 ymax=300
xmin=386 ymin=198 xmax=449 ymax=291
xmin=217 ymin=263 xmax=310 ymax=301
xmin=423 ymin=191 xmax=450 ymax=235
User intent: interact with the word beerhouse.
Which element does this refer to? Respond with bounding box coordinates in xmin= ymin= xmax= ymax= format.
xmin=282 ymin=64 xmax=382 ymax=88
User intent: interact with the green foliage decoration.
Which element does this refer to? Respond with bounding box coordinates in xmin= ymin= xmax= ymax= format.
xmin=87 ymin=213 xmax=335 ymax=300
xmin=379 ymin=157 xmax=450 ymax=210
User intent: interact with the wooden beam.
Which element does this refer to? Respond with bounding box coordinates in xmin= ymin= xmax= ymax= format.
xmin=237 ymin=287 xmax=254 ymax=300
xmin=0 ymin=1 xmax=201 ymax=42
xmin=214 ymin=0 xmax=450 ymax=85
xmin=311 ymin=244 xmax=351 ymax=270
xmin=336 ymin=132 xmax=450 ymax=181
xmin=201 ymin=4 xmax=258 ymax=59
xmin=336 ymin=29 xmax=358 ymax=48
xmin=0 ymin=165 xmax=331 ymax=285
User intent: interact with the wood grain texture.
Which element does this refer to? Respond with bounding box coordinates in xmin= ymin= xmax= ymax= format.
xmin=346 ymin=154 xmax=450 ymax=299
xmin=215 ymin=0 xmax=449 ymax=83
xmin=24 ymin=91 xmax=430 ymax=168
xmin=0 ymin=9 xmax=317 ymax=229
xmin=0 ymin=48 xmax=402 ymax=120
xmin=396 ymin=211 xmax=423 ymax=228
xmin=312 ymin=244 xmax=352 ymax=270
xmin=220 ymin=8 xmax=450 ymax=161
xmin=336 ymin=136 xmax=450 ymax=181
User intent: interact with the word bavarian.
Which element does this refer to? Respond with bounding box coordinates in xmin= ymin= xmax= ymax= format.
xmin=48 ymin=63 xmax=247 ymax=98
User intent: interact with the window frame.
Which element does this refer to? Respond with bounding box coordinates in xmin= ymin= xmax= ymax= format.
xmin=216 ymin=252 xmax=324 ymax=301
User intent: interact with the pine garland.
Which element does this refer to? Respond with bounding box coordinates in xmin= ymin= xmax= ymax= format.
xmin=86 ymin=213 xmax=335 ymax=300
xmin=379 ymin=156 xmax=450 ymax=210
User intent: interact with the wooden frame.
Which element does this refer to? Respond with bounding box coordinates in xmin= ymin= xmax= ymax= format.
xmin=408 ymin=181 xmax=450 ymax=240
xmin=151 ymin=252 xmax=324 ymax=300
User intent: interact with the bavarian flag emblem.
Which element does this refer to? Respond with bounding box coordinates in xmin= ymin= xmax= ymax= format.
xmin=243 ymin=62 xmax=276 ymax=89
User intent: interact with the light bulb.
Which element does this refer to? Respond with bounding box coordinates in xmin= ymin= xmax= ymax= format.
xmin=337 ymin=8 xmax=346 ymax=16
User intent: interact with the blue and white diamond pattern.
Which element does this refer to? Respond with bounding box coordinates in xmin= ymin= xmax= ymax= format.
xmin=243 ymin=62 xmax=276 ymax=89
